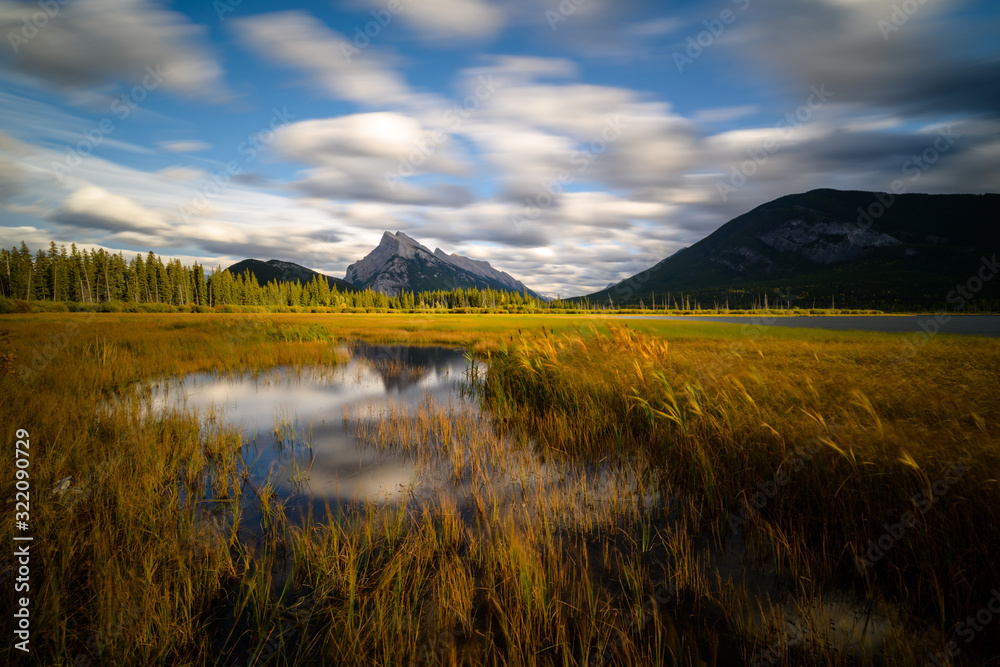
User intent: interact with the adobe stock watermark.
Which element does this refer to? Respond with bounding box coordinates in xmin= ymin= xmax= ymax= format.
xmin=412 ymin=622 xmax=468 ymax=666
xmin=49 ymin=66 xmax=168 ymax=183
xmin=66 ymin=602 xmax=144 ymax=666
xmin=603 ymin=246 xmax=672 ymax=309
xmin=246 ymin=619 xmax=298 ymax=666
xmin=384 ymin=75 xmax=500 ymax=193
xmin=690 ymin=294 xmax=786 ymax=380
xmin=179 ymin=107 xmax=295 ymax=222
xmin=889 ymin=255 xmax=998 ymax=365
xmin=726 ymin=439 xmax=821 ymax=534
xmin=716 ymin=84 xmax=833 ymax=202
xmin=854 ymin=125 xmax=960 ymax=231
xmin=213 ymin=0 xmax=245 ymax=21
xmin=510 ymin=116 xmax=628 ymax=233
xmin=877 ymin=0 xmax=931 ymax=40
xmin=944 ymin=254 xmax=998 ymax=312
xmin=853 ymin=459 xmax=969 ymax=572
xmin=339 ymin=0 xmax=406 ymax=62
xmin=16 ymin=311 xmax=96 ymax=385
xmin=5 ymin=0 xmax=71 ymax=54
xmin=922 ymin=589 xmax=1000 ymax=667
xmin=672 ymin=0 xmax=752 ymax=73
xmin=750 ymin=618 xmax=810 ymax=667
xmin=585 ymin=578 xmax=677 ymax=667
xmin=852 ymin=124 xmax=965 ymax=365
xmin=546 ymin=0 xmax=590 ymax=31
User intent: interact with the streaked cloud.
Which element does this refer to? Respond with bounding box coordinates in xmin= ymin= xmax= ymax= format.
xmin=382 ymin=0 xmax=506 ymax=42
xmin=0 ymin=0 xmax=228 ymax=99
xmin=158 ymin=140 xmax=211 ymax=153
xmin=234 ymin=11 xmax=416 ymax=108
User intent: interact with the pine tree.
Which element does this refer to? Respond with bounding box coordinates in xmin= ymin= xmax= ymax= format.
xmin=68 ymin=244 xmax=84 ymax=302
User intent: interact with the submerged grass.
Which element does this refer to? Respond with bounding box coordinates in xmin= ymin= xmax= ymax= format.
xmin=0 ymin=313 xmax=997 ymax=665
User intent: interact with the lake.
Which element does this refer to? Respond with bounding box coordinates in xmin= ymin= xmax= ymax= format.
xmin=618 ymin=314 xmax=1000 ymax=337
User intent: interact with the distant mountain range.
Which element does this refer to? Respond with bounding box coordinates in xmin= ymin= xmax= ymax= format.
xmin=585 ymin=189 xmax=1000 ymax=310
xmin=226 ymin=258 xmax=356 ymax=292
xmin=226 ymin=232 xmax=542 ymax=299
xmin=224 ymin=190 xmax=998 ymax=310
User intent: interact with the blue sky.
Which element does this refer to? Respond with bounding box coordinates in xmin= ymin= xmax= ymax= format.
xmin=0 ymin=0 xmax=997 ymax=295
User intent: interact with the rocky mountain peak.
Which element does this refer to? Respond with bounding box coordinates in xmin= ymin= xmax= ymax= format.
xmin=345 ymin=231 xmax=542 ymax=298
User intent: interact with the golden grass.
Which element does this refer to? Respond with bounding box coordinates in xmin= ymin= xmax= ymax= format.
xmin=0 ymin=312 xmax=997 ymax=665
xmin=484 ymin=325 xmax=1000 ymax=624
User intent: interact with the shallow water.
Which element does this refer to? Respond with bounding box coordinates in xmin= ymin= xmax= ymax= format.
xmin=149 ymin=344 xmax=913 ymax=659
xmin=618 ymin=314 xmax=1000 ymax=336
xmin=151 ymin=345 xmax=480 ymax=513
xmin=151 ymin=344 xmax=655 ymax=529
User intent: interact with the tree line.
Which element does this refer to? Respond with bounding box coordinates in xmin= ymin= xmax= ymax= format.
xmin=0 ymin=242 xmax=557 ymax=311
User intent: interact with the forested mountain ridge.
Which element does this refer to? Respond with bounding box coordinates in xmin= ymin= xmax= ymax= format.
xmin=227 ymin=258 xmax=356 ymax=293
xmin=585 ymin=189 xmax=1000 ymax=310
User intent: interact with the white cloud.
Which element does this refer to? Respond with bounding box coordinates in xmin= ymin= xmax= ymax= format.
xmin=462 ymin=123 xmax=577 ymax=201
xmin=51 ymin=185 xmax=170 ymax=234
xmin=278 ymin=113 xmax=427 ymax=159
xmin=273 ymin=112 xmax=470 ymax=205
xmin=0 ymin=132 xmax=390 ymax=274
xmin=234 ymin=11 xmax=415 ymax=108
xmin=0 ymin=0 xmax=227 ymax=99
xmin=385 ymin=189 xmax=682 ymax=294
xmin=384 ymin=0 xmax=505 ymax=42
xmin=465 ymin=55 xmax=577 ymax=87
xmin=158 ymin=140 xmax=211 ymax=153
xmin=455 ymin=57 xmax=698 ymax=202
xmin=703 ymin=125 xmax=831 ymax=155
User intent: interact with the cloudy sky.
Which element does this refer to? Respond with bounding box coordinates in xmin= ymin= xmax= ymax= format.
xmin=0 ymin=0 xmax=997 ymax=296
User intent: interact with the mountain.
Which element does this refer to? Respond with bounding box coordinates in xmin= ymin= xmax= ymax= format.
xmin=584 ymin=189 xmax=1000 ymax=310
xmin=345 ymin=231 xmax=543 ymax=298
xmin=226 ymin=259 xmax=356 ymax=292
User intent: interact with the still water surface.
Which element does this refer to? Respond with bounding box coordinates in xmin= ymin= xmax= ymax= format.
xmin=150 ymin=344 xmax=652 ymax=527
xmin=152 ymin=345 xmax=478 ymax=514
xmin=618 ymin=314 xmax=1000 ymax=336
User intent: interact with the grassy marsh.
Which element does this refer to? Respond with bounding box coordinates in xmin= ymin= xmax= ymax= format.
xmin=1 ymin=313 xmax=998 ymax=665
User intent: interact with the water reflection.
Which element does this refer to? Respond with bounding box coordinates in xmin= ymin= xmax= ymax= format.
xmin=151 ymin=346 xmax=480 ymax=517
xmin=349 ymin=342 xmax=471 ymax=392
xmin=149 ymin=345 xmax=906 ymax=659
xmin=152 ymin=344 xmax=651 ymax=527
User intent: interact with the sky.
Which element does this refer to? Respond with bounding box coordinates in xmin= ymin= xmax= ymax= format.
xmin=0 ymin=0 xmax=997 ymax=297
